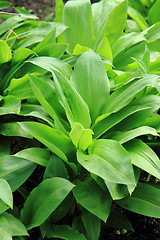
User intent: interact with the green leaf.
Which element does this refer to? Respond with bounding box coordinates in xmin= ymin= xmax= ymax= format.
xmin=0 ymin=215 xmax=12 ymax=240
xmin=0 ymin=1 xmax=12 ymax=9
xmin=0 ymin=96 xmax=21 ymax=115
xmin=102 ymin=75 xmax=159 ymax=114
xmin=55 ymin=0 xmax=64 ymax=23
xmin=15 ymin=148 xmax=51 ymax=167
xmin=108 ymin=126 xmax=159 ymax=144
xmin=73 ymin=177 xmax=111 ymax=222
xmin=36 ymin=43 xmax=67 ymax=58
xmin=29 ymin=74 xmax=68 ymax=133
xmin=92 ymin=105 xmax=150 ymax=139
xmin=124 ymin=139 xmax=160 ymax=179
xmin=21 ymin=177 xmax=74 ymax=229
xmin=71 ymin=50 xmax=110 ymax=122
xmin=47 ymin=224 xmax=87 ymax=240
xmin=73 ymin=44 xmax=90 ymax=56
xmin=53 ymin=71 xmax=91 ymax=128
xmin=19 ymin=122 xmax=76 ymax=172
xmin=63 ymin=0 xmax=95 ymax=54
xmin=69 ymin=122 xmax=93 ymax=150
xmin=2 ymin=213 xmax=28 ymax=236
xmin=27 ymin=56 xmax=72 ymax=80
xmin=43 ymin=155 xmax=69 ymax=180
xmin=81 ymin=208 xmax=101 ymax=240
xmin=105 ymin=0 xmax=127 ymax=46
xmin=127 ymin=6 xmax=148 ymax=30
xmin=0 ymin=178 xmax=13 ymax=209
xmin=105 ymin=182 xmax=129 ymax=200
xmin=0 ymin=155 xmax=36 ymax=191
xmin=117 ymin=183 xmax=160 ymax=218
xmin=148 ymin=0 xmax=160 ymax=25
xmin=0 ymin=40 xmax=12 ymax=64
xmin=34 ymin=27 xmax=56 ymax=53
xmin=96 ymin=35 xmax=113 ymax=63
xmin=77 ymin=139 xmax=135 ymax=185
xmin=0 ymin=199 xmax=9 ymax=214
xmin=11 ymin=48 xmax=34 ymax=66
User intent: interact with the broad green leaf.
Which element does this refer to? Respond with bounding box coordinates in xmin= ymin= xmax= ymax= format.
xmin=2 ymin=213 xmax=28 ymax=236
xmin=63 ymin=0 xmax=95 ymax=54
xmin=15 ymin=148 xmax=51 ymax=167
xmin=105 ymin=182 xmax=129 ymax=200
xmin=27 ymin=56 xmax=72 ymax=79
xmin=11 ymin=48 xmax=34 ymax=66
xmin=108 ymin=126 xmax=159 ymax=144
xmin=6 ymin=74 xmax=35 ymax=100
xmin=34 ymin=27 xmax=56 ymax=53
xmin=117 ymin=183 xmax=160 ymax=218
xmin=128 ymin=6 xmax=148 ymax=30
xmin=105 ymin=0 xmax=127 ymax=46
xmin=0 ymin=1 xmax=12 ymax=9
xmin=77 ymin=139 xmax=135 ymax=185
xmin=73 ymin=44 xmax=90 ymax=56
xmin=0 ymin=215 xmax=12 ymax=240
xmin=102 ymin=75 xmax=159 ymax=114
xmin=0 ymin=96 xmax=21 ymax=115
xmin=46 ymin=225 xmax=87 ymax=240
xmin=112 ymin=32 xmax=146 ymax=59
xmin=92 ymin=105 xmax=150 ymax=139
xmin=19 ymin=122 xmax=76 ymax=171
xmin=29 ymin=74 xmax=68 ymax=133
xmin=53 ymin=71 xmax=91 ymax=128
xmin=96 ymin=35 xmax=113 ymax=63
xmin=124 ymin=139 xmax=160 ymax=179
xmin=21 ymin=177 xmax=74 ymax=229
xmin=71 ymin=50 xmax=110 ymax=122
xmin=0 ymin=122 xmax=32 ymax=139
xmin=148 ymin=0 xmax=160 ymax=25
xmin=43 ymin=155 xmax=69 ymax=180
xmin=36 ymin=43 xmax=67 ymax=58
xmin=69 ymin=122 xmax=93 ymax=150
xmin=0 ymin=155 xmax=36 ymax=191
xmin=81 ymin=208 xmax=101 ymax=240
xmin=0 ymin=178 xmax=13 ymax=209
xmin=73 ymin=177 xmax=111 ymax=222
xmin=0 ymin=40 xmax=12 ymax=64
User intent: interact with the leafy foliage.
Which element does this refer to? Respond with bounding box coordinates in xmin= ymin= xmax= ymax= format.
xmin=0 ymin=0 xmax=160 ymax=239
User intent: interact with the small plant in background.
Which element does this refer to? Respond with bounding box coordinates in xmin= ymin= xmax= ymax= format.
xmin=0 ymin=0 xmax=160 ymax=239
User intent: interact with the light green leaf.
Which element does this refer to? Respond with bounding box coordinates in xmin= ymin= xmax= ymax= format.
xmin=0 ymin=96 xmax=21 ymax=115
xmin=0 ymin=40 xmax=12 ymax=64
xmin=36 ymin=43 xmax=67 ymax=58
xmin=63 ymin=0 xmax=95 ymax=54
xmin=0 ymin=1 xmax=12 ymax=9
xmin=0 ymin=178 xmax=13 ymax=209
xmin=73 ymin=177 xmax=111 ymax=222
xmin=96 ymin=35 xmax=113 ymax=63
xmin=69 ymin=122 xmax=93 ymax=150
xmin=2 ymin=213 xmax=28 ymax=236
xmin=21 ymin=177 xmax=74 ymax=229
xmin=11 ymin=48 xmax=34 ymax=66
xmin=55 ymin=0 xmax=64 ymax=23
xmin=0 ymin=199 xmax=9 ymax=214
xmin=0 ymin=215 xmax=12 ymax=240
xmin=128 ymin=6 xmax=148 ymax=31
xmin=77 ymin=139 xmax=135 ymax=185
xmin=124 ymin=139 xmax=160 ymax=179
xmin=15 ymin=148 xmax=51 ymax=167
xmin=117 ymin=183 xmax=160 ymax=218
xmin=71 ymin=50 xmax=110 ymax=122
xmin=46 ymin=225 xmax=87 ymax=240
xmin=73 ymin=44 xmax=90 ymax=56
